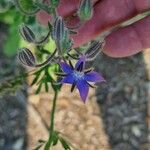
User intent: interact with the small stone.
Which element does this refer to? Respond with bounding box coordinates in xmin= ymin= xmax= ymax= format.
xmin=57 ymin=99 xmax=70 ymax=108
xmin=13 ymin=138 xmax=24 ymax=150
xmin=28 ymin=95 xmax=40 ymax=104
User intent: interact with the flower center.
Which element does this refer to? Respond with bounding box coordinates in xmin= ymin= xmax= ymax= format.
xmin=73 ymin=71 xmax=84 ymax=80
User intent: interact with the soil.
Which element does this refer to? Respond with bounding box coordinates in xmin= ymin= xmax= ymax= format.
xmin=0 ymin=23 xmax=27 ymax=150
xmin=95 ymin=53 xmax=149 ymax=150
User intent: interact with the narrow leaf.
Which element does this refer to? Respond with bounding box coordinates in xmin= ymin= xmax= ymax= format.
xmin=59 ymin=137 xmax=71 ymax=150
xmin=35 ymin=82 xmax=42 ymax=94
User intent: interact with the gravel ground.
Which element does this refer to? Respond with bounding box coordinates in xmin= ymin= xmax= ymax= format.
xmin=0 ymin=23 xmax=27 ymax=150
xmin=95 ymin=53 xmax=149 ymax=150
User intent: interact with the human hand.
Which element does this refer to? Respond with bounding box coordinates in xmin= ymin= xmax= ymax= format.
xmin=37 ymin=0 xmax=150 ymax=57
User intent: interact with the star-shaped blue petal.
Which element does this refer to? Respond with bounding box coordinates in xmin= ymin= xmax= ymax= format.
xmin=59 ymin=59 xmax=105 ymax=102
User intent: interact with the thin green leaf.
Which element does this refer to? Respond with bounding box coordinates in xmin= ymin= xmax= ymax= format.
xmin=44 ymin=137 xmax=53 ymax=150
xmin=35 ymin=82 xmax=42 ymax=94
xmin=31 ymin=74 xmax=40 ymax=86
xmin=44 ymin=82 xmax=49 ymax=92
xmin=52 ymin=131 xmax=59 ymax=146
xmin=33 ymin=144 xmax=43 ymax=150
xmin=59 ymin=137 xmax=71 ymax=150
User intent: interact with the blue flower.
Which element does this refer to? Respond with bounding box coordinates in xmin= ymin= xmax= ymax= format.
xmin=58 ymin=59 xmax=105 ymax=102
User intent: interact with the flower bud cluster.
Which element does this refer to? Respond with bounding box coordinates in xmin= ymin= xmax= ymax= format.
xmin=17 ymin=0 xmax=105 ymax=103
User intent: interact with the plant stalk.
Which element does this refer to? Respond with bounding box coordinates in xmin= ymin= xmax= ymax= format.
xmin=44 ymin=91 xmax=58 ymax=150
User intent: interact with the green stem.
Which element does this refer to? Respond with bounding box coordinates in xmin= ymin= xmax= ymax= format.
xmin=44 ymin=91 xmax=58 ymax=150
xmin=49 ymin=91 xmax=58 ymax=132
xmin=53 ymin=8 xmax=57 ymax=19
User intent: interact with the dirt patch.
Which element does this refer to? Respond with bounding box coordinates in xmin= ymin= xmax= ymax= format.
xmin=0 ymin=23 xmax=27 ymax=150
xmin=95 ymin=53 xmax=149 ymax=150
xmin=27 ymin=84 xmax=110 ymax=150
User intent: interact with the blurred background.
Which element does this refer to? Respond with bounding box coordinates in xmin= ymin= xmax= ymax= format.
xmin=0 ymin=1 xmax=150 ymax=150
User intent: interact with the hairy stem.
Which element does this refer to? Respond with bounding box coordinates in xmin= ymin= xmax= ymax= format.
xmin=50 ymin=91 xmax=58 ymax=132
xmin=44 ymin=91 xmax=58 ymax=150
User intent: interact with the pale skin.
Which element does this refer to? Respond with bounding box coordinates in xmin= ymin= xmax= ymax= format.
xmin=37 ymin=0 xmax=150 ymax=57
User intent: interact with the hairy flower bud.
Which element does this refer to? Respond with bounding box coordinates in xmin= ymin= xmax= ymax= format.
xmin=19 ymin=25 xmax=35 ymax=43
xmin=85 ymin=41 xmax=104 ymax=60
xmin=61 ymin=28 xmax=73 ymax=53
xmin=78 ymin=0 xmax=93 ymax=21
xmin=15 ymin=0 xmax=39 ymax=16
xmin=18 ymin=48 xmax=36 ymax=67
xmin=50 ymin=0 xmax=60 ymax=7
xmin=86 ymin=41 xmax=101 ymax=55
xmin=52 ymin=16 xmax=65 ymax=42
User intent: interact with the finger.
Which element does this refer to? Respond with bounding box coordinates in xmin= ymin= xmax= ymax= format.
xmin=103 ymin=16 xmax=150 ymax=57
xmin=36 ymin=11 xmax=52 ymax=25
xmin=72 ymin=0 xmax=150 ymax=47
xmin=36 ymin=0 xmax=99 ymax=25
